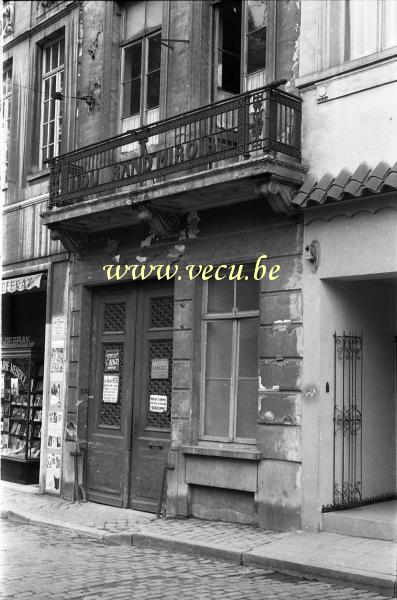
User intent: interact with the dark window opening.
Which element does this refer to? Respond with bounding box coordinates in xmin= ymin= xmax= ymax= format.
xmin=216 ymin=0 xmax=242 ymax=94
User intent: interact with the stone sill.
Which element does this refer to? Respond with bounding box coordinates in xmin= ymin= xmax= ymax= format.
xmin=26 ymin=169 xmax=50 ymax=183
xmin=181 ymin=445 xmax=262 ymax=461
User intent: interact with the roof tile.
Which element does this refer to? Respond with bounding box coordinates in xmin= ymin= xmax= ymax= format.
xmin=293 ymin=161 xmax=396 ymax=208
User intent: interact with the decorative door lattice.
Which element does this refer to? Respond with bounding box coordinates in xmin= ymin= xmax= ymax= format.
xmin=147 ymin=295 xmax=173 ymax=429
xmin=333 ymin=332 xmax=363 ymax=507
xmin=99 ymin=343 xmax=123 ymax=427
xmin=150 ymin=297 xmax=174 ymax=328
xmin=104 ymin=302 xmax=126 ymax=332
xmin=147 ymin=340 xmax=173 ymax=429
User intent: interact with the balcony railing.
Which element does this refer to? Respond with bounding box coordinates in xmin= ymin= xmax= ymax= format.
xmin=48 ymin=84 xmax=302 ymax=209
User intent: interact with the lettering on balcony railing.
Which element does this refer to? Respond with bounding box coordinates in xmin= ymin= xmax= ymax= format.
xmin=48 ymin=86 xmax=301 ymax=209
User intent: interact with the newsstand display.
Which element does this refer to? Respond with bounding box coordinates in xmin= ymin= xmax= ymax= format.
xmin=1 ymin=346 xmax=43 ymax=484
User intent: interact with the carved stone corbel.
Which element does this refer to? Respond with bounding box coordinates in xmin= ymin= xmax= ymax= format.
xmin=50 ymin=228 xmax=89 ymax=254
xmin=255 ymin=178 xmax=295 ymax=215
xmin=134 ymin=204 xmax=181 ymax=239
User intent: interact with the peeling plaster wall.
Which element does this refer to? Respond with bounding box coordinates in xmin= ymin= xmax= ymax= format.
xmin=64 ymin=200 xmax=304 ymax=529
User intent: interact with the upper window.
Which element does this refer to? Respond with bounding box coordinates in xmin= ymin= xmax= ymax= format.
xmin=213 ymin=0 xmax=268 ymax=99
xmin=121 ymin=1 xmax=162 ymax=136
xmin=2 ymin=61 xmax=12 ymax=183
xmin=346 ymin=0 xmax=397 ymax=61
xmin=201 ymin=271 xmax=259 ymax=443
xmin=328 ymin=0 xmax=397 ymax=68
xmin=40 ymin=37 xmax=64 ymax=167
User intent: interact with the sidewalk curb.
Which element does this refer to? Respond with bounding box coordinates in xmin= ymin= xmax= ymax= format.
xmin=242 ymin=553 xmax=397 ymax=598
xmin=2 ymin=509 xmax=396 ymax=598
xmin=132 ymin=532 xmax=243 ymax=565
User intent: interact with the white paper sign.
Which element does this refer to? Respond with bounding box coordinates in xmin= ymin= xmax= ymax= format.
xmin=103 ymin=375 xmax=119 ymax=404
xmin=149 ymin=394 xmax=167 ymax=413
xmin=151 ymin=358 xmax=169 ymax=379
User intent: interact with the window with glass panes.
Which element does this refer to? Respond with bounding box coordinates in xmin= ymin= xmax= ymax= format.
xmin=41 ymin=37 xmax=64 ymax=165
xmin=201 ymin=271 xmax=259 ymax=443
xmin=327 ymin=0 xmax=397 ymax=68
xmin=121 ymin=0 xmax=162 ymax=138
xmin=2 ymin=62 xmax=12 ymax=182
xmin=213 ymin=0 xmax=268 ymax=97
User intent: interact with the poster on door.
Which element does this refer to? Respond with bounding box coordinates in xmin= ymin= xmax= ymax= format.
xmin=102 ymin=374 xmax=119 ymax=403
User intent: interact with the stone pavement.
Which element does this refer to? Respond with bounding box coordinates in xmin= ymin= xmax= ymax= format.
xmin=0 ymin=521 xmax=389 ymax=600
xmin=1 ymin=482 xmax=396 ymax=598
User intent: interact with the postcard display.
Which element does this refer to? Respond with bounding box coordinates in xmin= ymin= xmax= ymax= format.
xmin=45 ymin=315 xmax=65 ymax=493
xmin=1 ymin=347 xmax=44 ymax=484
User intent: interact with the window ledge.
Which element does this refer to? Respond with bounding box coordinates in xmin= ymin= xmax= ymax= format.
xmin=296 ymin=46 xmax=397 ymax=89
xmin=27 ymin=169 xmax=50 ymax=183
xmin=181 ymin=444 xmax=262 ymax=461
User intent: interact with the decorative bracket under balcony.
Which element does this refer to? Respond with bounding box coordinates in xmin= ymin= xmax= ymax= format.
xmin=255 ymin=177 xmax=295 ymax=215
xmin=50 ymin=227 xmax=89 ymax=254
xmin=132 ymin=203 xmax=181 ymax=239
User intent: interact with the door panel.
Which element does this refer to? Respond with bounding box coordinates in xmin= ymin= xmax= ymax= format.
xmin=86 ymin=289 xmax=135 ymax=507
xmin=86 ymin=283 xmax=173 ymax=511
xmin=130 ymin=286 xmax=173 ymax=511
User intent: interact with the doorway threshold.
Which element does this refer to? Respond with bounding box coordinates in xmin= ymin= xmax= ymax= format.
xmin=321 ymin=499 xmax=397 ymax=541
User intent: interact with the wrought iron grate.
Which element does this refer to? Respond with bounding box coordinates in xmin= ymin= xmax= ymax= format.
xmin=150 ymin=297 xmax=174 ymax=329
xmin=332 ymin=332 xmax=363 ymax=507
xmin=147 ymin=340 xmax=172 ymax=429
xmin=103 ymin=302 xmax=126 ymax=332
xmin=99 ymin=343 xmax=123 ymax=427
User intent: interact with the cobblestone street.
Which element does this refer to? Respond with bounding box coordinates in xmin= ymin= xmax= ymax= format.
xmin=0 ymin=521 xmax=389 ymax=600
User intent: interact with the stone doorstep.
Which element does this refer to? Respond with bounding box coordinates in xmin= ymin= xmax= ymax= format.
xmin=1 ymin=507 xmax=396 ymax=598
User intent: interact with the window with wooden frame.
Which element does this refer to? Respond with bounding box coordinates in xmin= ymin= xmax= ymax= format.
xmin=121 ymin=1 xmax=162 ymax=138
xmin=200 ymin=272 xmax=259 ymax=443
xmin=2 ymin=60 xmax=12 ymax=184
xmin=328 ymin=0 xmax=397 ymax=68
xmin=40 ymin=36 xmax=64 ymax=167
xmin=212 ymin=0 xmax=270 ymax=99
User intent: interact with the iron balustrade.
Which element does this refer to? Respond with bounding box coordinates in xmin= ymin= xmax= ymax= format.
xmin=48 ymin=85 xmax=301 ymax=209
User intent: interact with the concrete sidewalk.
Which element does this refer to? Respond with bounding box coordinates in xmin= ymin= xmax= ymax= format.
xmin=1 ymin=482 xmax=396 ymax=598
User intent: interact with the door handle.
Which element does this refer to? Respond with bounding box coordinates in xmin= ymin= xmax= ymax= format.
xmin=148 ymin=442 xmax=163 ymax=450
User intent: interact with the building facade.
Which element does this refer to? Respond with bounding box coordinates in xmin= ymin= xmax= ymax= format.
xmin=1 ymin=0 xmax=396 ymax=535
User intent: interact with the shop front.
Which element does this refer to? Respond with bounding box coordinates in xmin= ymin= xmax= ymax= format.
xmin=1 ymin=273 xmax=47 ymax=484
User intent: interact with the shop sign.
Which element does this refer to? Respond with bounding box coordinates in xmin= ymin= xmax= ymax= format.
xmin=2 ymin=335 xmax=32 ymax=347
xmin=1 ymin=360 xmax=27 ymax=384
xmin=105 ymin=349 xmax=119 ymax=372
xmin=151 ymin=358 xmax=169 ymax=379
xmin=103 ymin=374 xmax=119 ymax=403
xmin=149 ymin=394 xmax=167 ymax=413
xmin=2 ymin=273 xmax=43 ymax=294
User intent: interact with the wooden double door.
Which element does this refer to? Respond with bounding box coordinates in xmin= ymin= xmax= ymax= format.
xmin=86 ymin=282 xmax=174 ymax=511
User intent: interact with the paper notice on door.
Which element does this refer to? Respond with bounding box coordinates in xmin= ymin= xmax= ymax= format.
xmin=102 ymin=374 xmax=119 ymax=403
xmin=105 ymin=349 xmax=119 ymax=372
xmin=151 ymin=358 xmax=169 ymax=379
xmin=149 ymin=394 xmax=167 ymax=413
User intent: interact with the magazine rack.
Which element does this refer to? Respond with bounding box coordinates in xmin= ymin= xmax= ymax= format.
xmin=1 ymin=346 xmax=44 ymax=484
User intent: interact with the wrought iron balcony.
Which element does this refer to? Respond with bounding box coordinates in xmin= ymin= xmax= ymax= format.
xmin=48 ymin=84 xmax=302 ymax=210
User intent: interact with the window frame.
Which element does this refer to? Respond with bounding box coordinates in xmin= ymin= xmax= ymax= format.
xmin=39 ymin=35 xmax=65 ymax=169
xmin=2 ymin=60 xmax=13 ymax=185
xmin=211 ymin=0 xmax=275 ymax=100
xmin=120 ymin=27 xmax=162 ymax=125
xmin=199 ymin=272 xmax=259 ymax=445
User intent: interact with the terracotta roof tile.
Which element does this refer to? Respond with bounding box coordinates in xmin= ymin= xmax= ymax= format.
xmin=292 ymin=161 xmax=397 ymax=208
